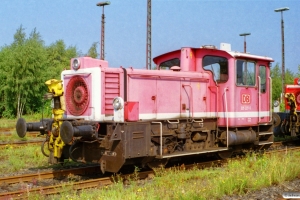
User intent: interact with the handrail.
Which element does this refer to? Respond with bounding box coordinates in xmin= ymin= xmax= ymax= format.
xmin=258 ymin=76 xmax=261 ymax=123
xmin=268 ymin=77 xmax=272 ymax=123
xmin=224 ymin=87 xmax=229 ymax=148
xmin=167 ymin=119 xmax=179 ymax=124
xmin=182 ymin=84 xmax=193 ymax=118
xmin=152 ymin=122 xmax=163 ymax=156
xmin=192 ymin=119 xmax=203 ymax=123
xmin=127 ymin=73 xmax=209 ymax=82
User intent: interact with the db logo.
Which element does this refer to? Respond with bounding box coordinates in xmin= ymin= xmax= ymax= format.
xmin=241 ymin=94 xmax=251 ymax=104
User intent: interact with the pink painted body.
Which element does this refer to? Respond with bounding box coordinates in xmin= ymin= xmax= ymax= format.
xmin=62 ymin=45 xmax=273 ymax=128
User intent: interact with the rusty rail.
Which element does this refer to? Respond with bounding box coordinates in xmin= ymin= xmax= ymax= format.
xmin=0 ymin=166 xmax=101 ymax=185
xmin=0 ymin=140 xmax=44 ymax=149
xmin=0 ymin=144 xmax=300 ymax=198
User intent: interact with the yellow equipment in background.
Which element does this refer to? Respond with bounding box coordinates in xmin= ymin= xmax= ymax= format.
xmin=284 ymin=93 xmax=300 ymax=136
xmin=44 ymin=79 xmax=66 ymax=163
xmin=16 ymin=79 xmax=68 ymax=164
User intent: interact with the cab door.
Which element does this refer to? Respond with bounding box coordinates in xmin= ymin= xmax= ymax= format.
xmin=258 ymin=63 xmax=271 ymax=123
xmin=234 ymin=60 xmax=258 ymax=126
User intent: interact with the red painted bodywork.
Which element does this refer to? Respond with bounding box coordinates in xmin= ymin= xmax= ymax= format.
xmin=124 ymin=102 xmax=139 ymax=121
xmin=285 ymin=78 xmax=300 ymax=111
xmin=62 ymin=46 xmax=273 ymax=128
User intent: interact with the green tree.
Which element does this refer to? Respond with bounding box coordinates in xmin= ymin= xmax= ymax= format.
xmin=86 ymin=42 xmax=98 ymax=58
xmin=0 ymin=26 xmax=79 ymax=118
xmin=0 ymin=46 xmax=12 ymax=116
xmin=271 ymin=63 xmax=295 ymax=111
xmin=46 ymin=40 xmax=78 ymax=80
xmin=285 ymin=68 xmax=295 ymax=85
xmin=297 ymin=65 xmax=300 ymax=77
xmin=0 ymin=26 xmax=47 ymax=118
xmin=271 ymin=63 xmax=282 ymax=102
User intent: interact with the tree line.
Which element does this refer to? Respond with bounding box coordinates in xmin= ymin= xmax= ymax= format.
xmin=0 ymin=26 xmax=299 ymax=118
xmin=0 ymin=26 xmax=98 ymax=118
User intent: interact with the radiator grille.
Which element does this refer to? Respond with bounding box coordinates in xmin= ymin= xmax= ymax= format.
xmin=104 ymin=73 xmax=120 ymax=115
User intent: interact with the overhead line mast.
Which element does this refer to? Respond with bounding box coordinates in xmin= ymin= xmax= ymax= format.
xmin=146 ymin=0 xmax=152 ymax=70
xmin=96 ymin=1 xmax=110 ymax=60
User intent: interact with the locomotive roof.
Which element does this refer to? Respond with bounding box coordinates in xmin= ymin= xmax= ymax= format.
xmin=226 ymin=51 xmax=274 ymax=62
xmin=153 ymin=46 xmax=274 ymax=64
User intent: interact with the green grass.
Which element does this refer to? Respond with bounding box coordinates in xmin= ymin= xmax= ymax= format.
xmin=0 ymin=145 xmax=48 ymax=174
xmin=0 ymin=136 xmax=299 ymax=199
xmin=0 ymin=132 xmax=29 ymax=143
xmin=0 ymin=114 xmax=49 ymax=128
xmin=274 ymin=135 xmax=299 ymax=142
xmin=43 ymin=151 xmax=300 ymax=200
xmin=1 ymin=117 xmax=300 ymax=199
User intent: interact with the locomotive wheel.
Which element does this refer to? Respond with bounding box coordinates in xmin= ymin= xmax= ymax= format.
xmin=147 ymin=159 xmax=169 ymax=169
xmin=58 ymin=145 xmax=71 ymax=163
xmin=41 ymin=140 xmax=50 ymax=157
xmin=272 ymin=112 xmax=281 ymax=127
xmin=216 ymin=150 xmax=233 ymax=159
xmin=69 ymin=140 xmax=83 ymax=162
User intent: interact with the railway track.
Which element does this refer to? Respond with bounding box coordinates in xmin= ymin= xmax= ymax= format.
xmin=0 ymin=140 xmax=43 ymax=149
xmin=1 ymin=146 xmax=300 ymax=198
xmin=0 ymin=131 xmax=41 ymax=138
xmin=0 ymin=165 xmax=101 ymax=185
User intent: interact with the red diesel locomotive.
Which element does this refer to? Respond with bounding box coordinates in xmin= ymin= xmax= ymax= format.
xmin=16 ymin=43 xmax=274 ymax=173
xmin=274 ymin=78 xmax=300 ymax=137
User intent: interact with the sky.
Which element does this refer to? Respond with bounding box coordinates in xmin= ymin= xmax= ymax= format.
xmin=1 ymin=0 xmax=299 ymax=73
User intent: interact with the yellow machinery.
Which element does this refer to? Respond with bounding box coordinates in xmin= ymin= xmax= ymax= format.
xmin=44 ymin=79 xmax=66 ymax=163
xmin=284 ymin=93 xmax=300 ymax=136
xmin=16 ymin=79 xmax=67 ymax=163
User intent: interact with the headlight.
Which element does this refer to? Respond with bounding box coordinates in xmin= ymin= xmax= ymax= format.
xmin=113 ymin=97 xmax=124 ymax=110
xmin=273 ymin=100 xmax=279 ymax=107
xmin=72 ymin=58 xmax=80 ymax=70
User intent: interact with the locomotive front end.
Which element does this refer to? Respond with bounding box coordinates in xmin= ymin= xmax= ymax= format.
xmin=62 ymin=57 xmax=105 ymax=121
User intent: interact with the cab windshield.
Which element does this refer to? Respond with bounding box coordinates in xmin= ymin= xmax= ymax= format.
xmin=236 ymin=60 xmax=255 ymax=86
xmin=203 ymin=56 xmax=228 ymax=83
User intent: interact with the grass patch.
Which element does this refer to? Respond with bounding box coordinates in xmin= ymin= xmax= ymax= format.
xmin=0 ymin=145 xmax=49 ymax=174
xmin=0 ymin=131 xmax=29 ymax=143
xmin=46 ymin=151 xmax=300 ymax=200
xmin=274 ymin=135 xmax=299 ymax=142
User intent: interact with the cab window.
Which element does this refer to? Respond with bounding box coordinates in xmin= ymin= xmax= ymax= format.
xmin=203 ymin=56 xmax=228 ymax=83
xmin=259 ymin=65 xmax=266 ymax=93
xmin=236 ymin=60 xmax=255 ymax=86
xmin=159 ymin=58 xmax=180 ymax=70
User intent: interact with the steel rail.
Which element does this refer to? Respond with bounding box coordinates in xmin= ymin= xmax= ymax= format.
xmin=0 ymin=140 xmax=44 ymax=149
xmin=1 ymin=145 xmax=300 ymax=198
xmin=0 ymin=166 xmax=100 ymax=185
xmin=0 ymin=131 xmax=41 ymax=137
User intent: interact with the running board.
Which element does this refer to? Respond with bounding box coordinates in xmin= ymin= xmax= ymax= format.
xmin=156 ymin=147 xmax=229 ymax=159
xmin=258 ymin=141 xmax=273 ymax=145
xmin=259 ymin=132 xmax=273 ymax=136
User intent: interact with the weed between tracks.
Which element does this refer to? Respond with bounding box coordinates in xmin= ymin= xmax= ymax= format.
xmin=1 ymin=146 xmax=300 ymax=199
xmin=0 ymin=145 xmax=47 ymax=173
xmin=1 ymin=117 xmax=300 ymax=199
xmin=24 ymin=150 xmax=298 ymax=200
xmin=0 ymin=132 xmax=28 ymax=143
